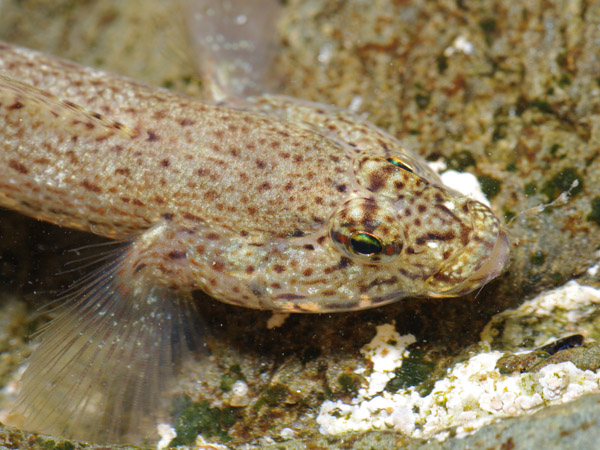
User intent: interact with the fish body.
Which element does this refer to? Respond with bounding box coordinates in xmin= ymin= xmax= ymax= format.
xmin=0 ymin=40 xmax=509 ymax=443
xmin=0 ymin=43 xmax=508 ymax=311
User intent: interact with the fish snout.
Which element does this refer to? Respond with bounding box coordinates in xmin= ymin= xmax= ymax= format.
xmin=426 ymin=200 xmax=510 ymax=297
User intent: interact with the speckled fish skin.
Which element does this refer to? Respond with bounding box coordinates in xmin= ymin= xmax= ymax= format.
xmin=0 ymin=41 xmax=509 ymax=444
xmin=0 ymin=42 xmax=508 ymax=312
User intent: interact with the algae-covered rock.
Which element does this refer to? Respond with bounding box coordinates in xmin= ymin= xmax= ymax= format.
xmin=0 ymin=0 xmax=600 ymax=449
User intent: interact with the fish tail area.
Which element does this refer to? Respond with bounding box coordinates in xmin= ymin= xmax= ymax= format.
xmin=10 ymin=250 xmax=204 ymax=445
xmin=181 ymin=0 xmax=282 ymax=100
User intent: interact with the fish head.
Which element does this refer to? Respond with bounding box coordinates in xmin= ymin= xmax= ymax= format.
xmin=322 ymin=153 xmax=510 ymax=304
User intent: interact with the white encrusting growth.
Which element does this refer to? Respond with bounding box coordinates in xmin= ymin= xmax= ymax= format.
xmin=316 ymin=281 xmax=600 ymax=439
xmin=427 ymin=160 xmax=491 ymax=206
xmin=156 ymin=423 xmax=176 ymax=450
xmin=439 ymin=170 xmax=490 ymax=206
xmin=358 ymin=324 xmax=416 ymax=397
xmin=482 ymin=280 xmax=600 ymax=346
xmin=444 ymin=36 xmax=475 ymax=56
xmin=586 ymin=249 xmax=600 ymax=277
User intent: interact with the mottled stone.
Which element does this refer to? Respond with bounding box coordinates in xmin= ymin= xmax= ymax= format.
xmin=0 ymin=0 xmax=599 ymax=449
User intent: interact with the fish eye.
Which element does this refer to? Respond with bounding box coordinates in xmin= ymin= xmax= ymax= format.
xmin=386 ymin=156 xmax=413 ymax=173
xmin=329 ymin=198 xmax=404 ymax=263
xmin=349 ymin=232 xmax=383 ymax=255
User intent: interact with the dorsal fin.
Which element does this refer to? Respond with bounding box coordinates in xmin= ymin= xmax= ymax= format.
xmin=181 ymin=0 xmax=282 ymax=101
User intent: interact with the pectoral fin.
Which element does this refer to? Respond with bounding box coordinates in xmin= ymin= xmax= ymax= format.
xmin=10 ymin=247 xmax=205 ymax=445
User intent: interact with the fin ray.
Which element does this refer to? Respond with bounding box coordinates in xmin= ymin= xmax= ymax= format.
xmin=181 ymin=0 xmax=282 ymax=100
xmin=11 ymin=247 xmax=204 ymax=444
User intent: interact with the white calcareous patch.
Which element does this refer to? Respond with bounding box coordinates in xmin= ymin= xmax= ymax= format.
xmin=195 ymin=435 xmax=229 ymax=450
xmin=482 ymin=280 xmax=600 ymax=345
xmin=439 ymin=170 xmax=490 ymax=206
xmin=444 ymin=35 xmax=475 ymax=56
xmin=587 ymin=249 xmax=600 ymax=276
xmin=156 ymin=423 xmax=176 ymax=450
xmin=229 ymin=379 xmax=251 ymax=407
xmin=317 ymin=281 xmax=600 ymax=440
xmin=279 ymin=427 xmax=295 ymax=439
xmin=359 ymin=323 xmax=416 ymax=396
xmin=427 ymin=160 xmax=490 ymax=206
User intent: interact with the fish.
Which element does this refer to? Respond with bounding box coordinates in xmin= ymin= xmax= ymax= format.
xmin=0 ymin=34 xmax=509 ymax=444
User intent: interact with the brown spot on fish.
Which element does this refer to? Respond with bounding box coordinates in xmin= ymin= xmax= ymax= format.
xmin=9 ymin=100 xmax=24 ymax=110
xmin=179 ymin=118 xmax=195 ymax=126
xmin=8 ymin=159 xmax=29 ymax=174
xmin=415 ymin=231 xmax=456 ymax=245
xmin=81 ymin=180 xmax=102 ymax=193
xmin=114 ymin=167 xmax=130 ymax=176
xmin=167 ymin=250 xmax=186 ymax=260
xmin=273 ymin=265 xmax=286 ymax=273
xmin=258 ymin=182 xmax=271 ymax=192
xmin=276 ymin=293 xmax=306 ymax=300
xmin=147 ymin=130 xmax=160 ymax=142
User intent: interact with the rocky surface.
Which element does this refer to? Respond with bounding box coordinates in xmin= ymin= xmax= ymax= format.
xmin=0 ymin=0 xmax=599 ymax=449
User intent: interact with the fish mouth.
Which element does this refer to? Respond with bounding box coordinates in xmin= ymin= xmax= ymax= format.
xmin=424 ymin=195 xmax=512 ymax=298
xmin=466 ymin=228 xmax=510 ymax=285
xmin=431 ymin=227 xmax=511 ymax=297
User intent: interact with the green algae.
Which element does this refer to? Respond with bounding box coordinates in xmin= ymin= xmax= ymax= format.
xmin=337 ymin=373 xmax=361 ymax=395
xmin=447 ymin=150 xmax=476 ymax=171
xmin=479 ymin=18 xmax=497 ymax=34
xmin=558 ymin=74 xmax=571 ymax=88
xmin=436 ymin=54 xmax=448 ymax=74
xmin=220 ymin=363 xmax=246 ymax=392
xmin=479 ymin=18 xmax=497 ymax=46
xmin=477 ymin=175 xmax=502 ymax=199
xmin=415 ymin=93 xmax=430 ymax=110
xmin=492 ymin=122 xmax=509 ymax=142
xmin=514 ymin=96 xmax=556 ymax=116
xmin=35 ymin=438 xmax=76 ymax=450
xmin=529 ymin=251 xmax=546 ymax=266
xmin=259 ymin=383 xmax=290 ymax=407
xmin=587 ymin=197 xmax=600 ymax=226
xmin=529 ymin=99 xmax=554 ymax=115
xmin=385 ymin=348 xmax=435 ymax=393
xmin=503 ymin=209 xmax=515 ymax=223
xmin=549 ymin=144 xmax=561 ymax=156
xmin=524 ymin=182 xmax=537 ymax=196
xmin=169 ymin=395 xmax=237 ymax=446
xmin=541 ymin=168 xmax=584 ymax=202
xmin=54 ymin=442 xmax=75 ymax=450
